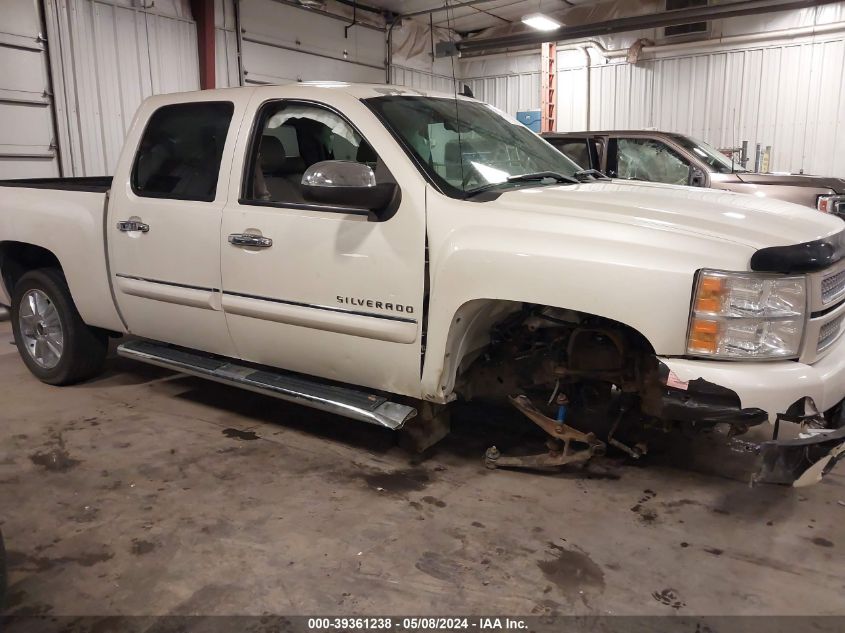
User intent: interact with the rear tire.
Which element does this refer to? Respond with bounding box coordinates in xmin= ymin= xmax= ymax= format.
xmin=11 ymin=268 xmax=107 ymax=385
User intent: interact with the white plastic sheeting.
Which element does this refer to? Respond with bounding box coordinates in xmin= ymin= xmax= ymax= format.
xmin=0 ymin=0 xmax=60 ymax=178
xmin=390 ymin=18 xmax=457 ymax=93
xmin=44 ymin=0 xmax=199 ymax=176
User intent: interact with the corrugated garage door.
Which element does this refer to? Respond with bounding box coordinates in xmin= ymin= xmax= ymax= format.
xmin=239 ymin=0 xmax=385 ymax=86
xmin=44 ymin=0 xmax=200 ymax=176
xmin=0 ymin=0 xmax=60 ymax=179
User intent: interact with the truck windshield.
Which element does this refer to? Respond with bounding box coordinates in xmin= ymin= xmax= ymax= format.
xmin=670 ymin=134 xmax=746 ymax=174
xmin=364 ymin=95 xmax=581 ymax=198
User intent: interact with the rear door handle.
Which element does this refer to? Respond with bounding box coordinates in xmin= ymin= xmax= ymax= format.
xmin=228 ymin=233 xmax=272 ymax=248
xmin=117 ymin=220 xmax=149 ymax=233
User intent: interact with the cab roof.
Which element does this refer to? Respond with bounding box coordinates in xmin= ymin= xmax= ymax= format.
xmin=161 ymin=82 xmax=473 ymax=103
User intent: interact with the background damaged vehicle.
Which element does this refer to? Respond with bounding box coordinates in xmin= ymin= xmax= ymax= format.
xmin=543 ymin=130 xmax=845 ymax=219
xmin=0 ymin=84 xmax=844 ymax=486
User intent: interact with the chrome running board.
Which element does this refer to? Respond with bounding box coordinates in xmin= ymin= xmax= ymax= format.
xmin=117 ymin=340 xmax=417 ymax=430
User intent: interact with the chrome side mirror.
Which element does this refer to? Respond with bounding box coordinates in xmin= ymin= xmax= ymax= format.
xmin=301 ymin=160 xmax=399 ymax=217
xmin=689 ymin=167 xmax=706 ymax=187
xmin=302 ymin=160 xmax=377 ymax=189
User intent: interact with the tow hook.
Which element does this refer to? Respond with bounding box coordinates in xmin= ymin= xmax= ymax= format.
xmin=484 ymin=395 xmax=606 ymax=470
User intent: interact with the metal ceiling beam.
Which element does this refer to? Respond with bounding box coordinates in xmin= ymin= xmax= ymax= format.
xmin=446 ymin=0 xmax=844 ymax=55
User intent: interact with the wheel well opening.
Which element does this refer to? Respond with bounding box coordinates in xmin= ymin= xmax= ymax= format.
xmin=0 ymin=242 xmax=63 ymax=297
xmin=448 ymin=301 xmax=657 ymax=402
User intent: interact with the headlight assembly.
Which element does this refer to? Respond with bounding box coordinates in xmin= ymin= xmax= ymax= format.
xmin=817 ymin=194 xmax=843 ymax=215
xmin=687 ymin=270 xmax=806 ymax=360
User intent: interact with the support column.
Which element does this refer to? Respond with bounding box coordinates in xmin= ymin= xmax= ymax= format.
xmin=541 ymin=42 xmax=556 ymax=133
xmin=190 ymin=0 xmax=216 ymax=89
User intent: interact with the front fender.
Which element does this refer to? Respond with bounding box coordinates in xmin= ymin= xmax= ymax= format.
xmin=421 ymin=215 xmax=753 ymax=400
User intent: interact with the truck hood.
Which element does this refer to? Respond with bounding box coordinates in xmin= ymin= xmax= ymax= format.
xmin=736 ymin=172 xmax=845 ymax=193
xmin=492 ymin=180 xmax=844 ymax=250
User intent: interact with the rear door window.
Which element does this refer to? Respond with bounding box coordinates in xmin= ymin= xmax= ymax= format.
xmin=131 ymin=101 xmax=234 ymax=202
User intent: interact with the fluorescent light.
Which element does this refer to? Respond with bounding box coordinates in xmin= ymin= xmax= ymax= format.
xmin=522 ymin=13 xmax=561 ymax=32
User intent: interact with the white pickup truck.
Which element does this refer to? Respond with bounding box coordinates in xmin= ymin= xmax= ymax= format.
xmin=1 ymin=83 xmax=844 ymax=485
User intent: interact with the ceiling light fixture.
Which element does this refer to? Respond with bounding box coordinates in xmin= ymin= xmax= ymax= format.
xmin=521 ymin=13 xmax=562 ymax=32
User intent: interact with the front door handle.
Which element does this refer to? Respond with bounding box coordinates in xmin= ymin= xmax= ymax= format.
xmin=228 ymin=233 xmax=272 ymax=248
xmin=117 ymin=220 xmax=150 ymax=233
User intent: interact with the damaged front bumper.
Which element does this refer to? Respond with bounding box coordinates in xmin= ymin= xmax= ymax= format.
xmin=658 ymin=334 xmax=845 ymax=424
xmin=657 ymin=334 xmax=845 ymax=485
xmin=757 ymin=424 xmax=845 ymax=487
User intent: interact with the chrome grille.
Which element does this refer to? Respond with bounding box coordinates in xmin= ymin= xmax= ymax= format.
xmin=821 ymin=268 xmax=845 ymax=305
xmin=818 ymin=314 xmax=844 ymax=352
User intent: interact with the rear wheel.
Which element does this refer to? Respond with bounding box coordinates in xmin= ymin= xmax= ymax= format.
xmin=11 ymin=268 xmax=107 ymax=385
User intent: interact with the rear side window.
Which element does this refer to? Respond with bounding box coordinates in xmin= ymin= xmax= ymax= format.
xmin=131 ymin=101 xmax=234 ymax=202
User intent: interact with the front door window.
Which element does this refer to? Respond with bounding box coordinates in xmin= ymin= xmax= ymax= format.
xmin=243 ymin=102 xmax=378 ymax=206
xmin=610 ymin=138 xmax=691 ymax=185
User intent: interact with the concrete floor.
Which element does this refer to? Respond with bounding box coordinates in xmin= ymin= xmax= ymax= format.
xmin=1 ymin=318 xmax=844 ymax=617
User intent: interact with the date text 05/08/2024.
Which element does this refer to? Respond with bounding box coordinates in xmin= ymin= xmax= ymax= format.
xmin=307 ymin=618 xmax=528 ymax=631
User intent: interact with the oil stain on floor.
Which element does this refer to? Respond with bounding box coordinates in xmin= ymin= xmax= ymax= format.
xmin=537 ymin=542 xmax=605 ymax=596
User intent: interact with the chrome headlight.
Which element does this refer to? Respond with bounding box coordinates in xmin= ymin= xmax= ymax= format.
xmin=687 ymin=270 xmax=806 ymax=360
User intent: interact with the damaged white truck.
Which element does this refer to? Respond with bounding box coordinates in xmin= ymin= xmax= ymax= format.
xmin=1 ymin=83 xmax=844 ymax=486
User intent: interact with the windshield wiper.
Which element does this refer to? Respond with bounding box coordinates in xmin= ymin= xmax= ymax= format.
xmin=573 ymin=169 xmax=610 ymax=182
xmin=465 ymin=171 xmax=578 ymax=198
xmin=506 ymin=171 xmax=579 ymax=185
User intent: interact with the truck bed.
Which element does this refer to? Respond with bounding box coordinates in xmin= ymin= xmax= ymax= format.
xmin=0 ymin=177 xmax=121 ymax=331
xmin=0 ymin=177 xmax=113 ymax=193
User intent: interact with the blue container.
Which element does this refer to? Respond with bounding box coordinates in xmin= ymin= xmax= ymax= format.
xmin=516 ymin=110 xmax=541 ymax=132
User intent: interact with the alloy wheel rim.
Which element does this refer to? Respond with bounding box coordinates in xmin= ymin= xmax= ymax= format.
xmin=19 ymin=289 xmax=64 ymax=370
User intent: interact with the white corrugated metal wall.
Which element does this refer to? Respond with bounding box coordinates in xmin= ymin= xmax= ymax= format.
xmin=457 ymin=3 xmax=845 ymax=176
xmin=464 ymin=72 xmax=541 ymax=115
xmin=557 ymin=31 xmax=845 ymax=176
xmin=554 ymin=4 xmax=845 ymax=176
xmin=43 ymin=0 xmax=200 ymax=176
xmin=0 ymin=0 xmax=60 ymax=178
xmin=390 ymin=65 xmax=456 ymax=92
xmin=462 ymin=54 xmax=541 ymax=115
